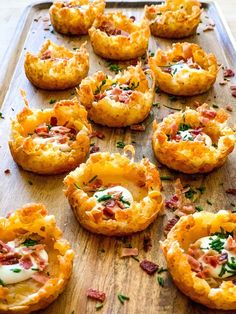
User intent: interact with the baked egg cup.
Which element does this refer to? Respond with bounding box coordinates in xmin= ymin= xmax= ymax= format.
xmin=49 ymin=0 xmax=105 ymax=35
xmin=64 ymin=145 xmax=164 ymax=236
xmin=0 ymin=203 xmax=74 ymax=313
xmin=145 ymin=0 xmax=201 ymax=39
xmin=152 ymin=104 xmax=235 ymax=174
xmin=9 ymin=92 xmax=92 ymax=175
xmin=88 ymin=11 xmax=150 ymax=60
xmin=24 ymin=40 xmax=89 ymax=90
xmin=149 ymin=42 xmax=218 ymax=96
xmin=78 ymin=64 xmax=155 ymax=127
xmin=162 ymin=210 xmax=236 ymax=310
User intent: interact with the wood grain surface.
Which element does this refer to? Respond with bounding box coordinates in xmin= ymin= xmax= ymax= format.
xmin=0 ymin=1 xmax=236 ymax=314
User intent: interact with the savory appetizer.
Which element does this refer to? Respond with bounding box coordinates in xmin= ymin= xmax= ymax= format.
xmin=9 ymin=92 xmax=91 ymax=175
xmin=162 ymin=210 xmax=236 ymax=310
xmin=89 ymin=12 xmax=150 ymax=60
xmin=152 ymin=105 xmax=235 ymax=174
xmin=24 ymin=40 xmax=89 ymax=90
xmin=145 ymin=0 xmax=201 ymax=38
xmin=149 ymin=42 xmax=218 ymax=96
xmin=64 ymin=146 xmax=164 ymax=236
xmin=0 ymin=203 xmax=74 ymax=313
xmin=49 ymin=0 xmax=105 ymax=35
xmin=78 ymin=64 xmax=155 ymax=127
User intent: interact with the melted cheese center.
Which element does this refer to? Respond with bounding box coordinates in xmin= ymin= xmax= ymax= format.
xmin=33 ymin=136 xmax=71 ymax=152
xmin=0 ymin=241 xmax=48 ymax=285
xmin=197 ymin=236 xmax=236 ymax=278
xmin=179 ymin=130 xmax=212 ymax=146
xmin=171 ymin=62 xmax=204 ymax=76
xmin=94 ymin=186 xmax=133 ymax=210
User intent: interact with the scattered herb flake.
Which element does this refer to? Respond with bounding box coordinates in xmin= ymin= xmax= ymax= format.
xmin=28 ymin=180 xmax=33 ymax=185
xmin=49 ymin=99 xmax=56 ymax=104
xmin=88 ymin=175 xmax=98 ymax=184
xmin=152 ymin=102 xmax=160 ymax=108
xmin=185 ymin=187 xmax=197 ymax=200
xmin=0 ymin=279 xmax=5 ymax=286
xmin=74 ymin=183 xmax=81 ymax=190
xmin=31 ymin=267 xmax=39 ymax=271
xmin=95 ymin=303 xmax=104 ymax=311
xmin=0 ymin=112 xmax=4 ymax=119
xmin=196 ymin=186 xmax=206 ymax=194
xmin=131 ymin=255 xmax=140 ymax=262
xmin=117 ymin=294 xmax=130 ymax=304
xmin=108 ymin=63 xmax=122 ymax=74
xmin=212 ymin=104 xmax=219 ymax=108
xmin=160 ymin=176 xmax=173 ymax=181
xmin=157 ymin=267 xmax=168 ymax=274
xmin=116 ymin=141 xmax=125 ymax=149
xmin=23 ymin=239 xmax=38 ymax=247
xmin=157 ymin=276 xmax=164 ymax=287
xmin=195 ymin=205 xmax=204 ymax=212
xmin=207 ymin=199 xmax=213 ymax=205
xmin=168 ymin=95 xmax=178 ymax=101
xmin=97 ymin=194 xmax=112 ymax=202
xmin=10 ymin=268 xmax=21 ymax=273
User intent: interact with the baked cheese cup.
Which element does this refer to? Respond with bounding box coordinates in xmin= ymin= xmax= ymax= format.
xmin=145 ymin=0 xmax=201 ymax=39
xmin=152 ymin=105 xmax=235 ymax=174
xmin=0 ymin=203 xmax=74 ymax=313
xmin=88 ymin=11 xmax=150 ymax=60
xmin=24 ymin=40 xmax=89 ymax=90
xmin=162 ymin=210 xmax=236 ymax=310
xmin=49 ymin=0 xmax=105 ymax=35
xmin=9 ymin=93 xmax=92 ymax=175
xmin=149 ymin=42 xmax=218 ymax=96
xmin=78 ymin=64 xmax=155 ymax=127
xmin=64 ymin=146 xmax=164 ymax=236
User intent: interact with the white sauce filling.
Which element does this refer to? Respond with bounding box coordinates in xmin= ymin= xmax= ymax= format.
xmin=178 ymin=129 xmax=212 ymax=146
xmin=197 ymin=236 xmax=236 ymax=278
xmin=93 ymin=186 xmax=133 ymax=211
xmin=32 ymin=136 xmax=71 ymax=152
xmin=170 ymin=62 xmax=204 ymax=76
xmin=0 ymin=241 xmax=48 ymax=285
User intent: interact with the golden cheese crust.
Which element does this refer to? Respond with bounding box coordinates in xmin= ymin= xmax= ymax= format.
xmin=149 ymin=42 xmax=218 ymax=96
xmin=152 ymin=105 xmax=235 ymax=174
xmin=145 ymin=0 xmax=201 ymax=38
xmin=78 ymin=64 xmax=155 ymax=127
xmin=9 ymin=93 xmax=92 ymax=175
xmin=24 ymin=40 xmax=89 ymax=90
xmin=162 ymin=210 xmax=236 ymax=310
xmin=0 ymin=203 xmax=74 ymax=313
xmin=64 ymin=146 xmax=164 ymax=236
xmin=88 ymin=12 xmax=150 ymax=60
xmin=49 ymin=0 xmax=105 ymax=35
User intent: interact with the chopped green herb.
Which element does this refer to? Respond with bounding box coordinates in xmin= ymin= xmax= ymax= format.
xmin=195 ymin=205 xmax=204 ymax=212
xmin=47 ymin=124 xmax=52 ymax=131
xmin=88 ymin=175 xmax=98 ymax=184
xmin=231 ymin=203 xmax=235 ymax=207
xmin=49 ymin=99 xmax=56 ymax=104
xmin=152 ymin=102 xmax=160 ymax=108
xmin=131 ymin=255 xmax=140 ymax=262
xmin=0 ymin=112 xmax=4 ymax=119
xmin=196 ymin=186 xmax=206 ymax=194
xmin=179 ymin=123 xmax=191 ymax=131
xmin=212 ymin=143 xmax=218 ymax=148
xmin=0 ymin=279 xmax=5 ymax=286
xmin=116 ymin=141 xmax=125 ymax=149
xmin=149 ymin=52 xmax=155 ymax=57
xmin=50 ymin=30 xmax=55 ymax=34
xmin=31 ymin=267 xmax=39 ymax=271
xmin=155 ymin=87 xmax=160 ymax=93
xmin=23 ymin=239 xmax=38 ymax=247
xmin=10 ymin=268 xmax=21 ymax=273
xmin=120 ymin=196 xmax=130 ymax=207
xmin=160 ymin=176 xmax=173 ymax=181
xmin=108 ymin=63 xmax=122 ymax=74
xmin=219 ymin=263 xmax=226 ymax=277
xmin=95 ymin=80 xmax=106 ymax=95
xmin=156 ymin=12 xmax=162 ymax=15
xmin=97 ymin=194 xmax=112 ymax=202
xmin=185 ymin=187 xmax=197 ymax=200
xmin=74 ymin=183 xmax=81 ymax=189
xmin=117 ymin=294 xmax=130 ymax=304
xmin=209 ymin=237 xmax=224 ymax=253
xmin=95 ymin=303 xmax=104 ymax=311
xmin=212 ymin=104 xmax=219 ymax=108
xmin=28 ymin=180 xmax=33 ymax=185
xmin=72 ymin=47 xmax=79 ymax=50
xmin=157 ymin=267 xmax=168 ymax=274
xmin=207 ymin=199 xmax=212 ymax=205
xmin=163 ymin=104 xmax=181 ymax=111
xmin=157 ymin=276 xmax=164 ymax=287
xmin=168 ymin=95 xmax=178 ymax=101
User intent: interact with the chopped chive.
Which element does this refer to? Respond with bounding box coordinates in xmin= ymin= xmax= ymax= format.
xmin=49 ymin=99 xmax=56 ymax=104
xmin=196 ymin=186 xmax=206 ymax=194
xmin=88 ymin=175 xmax=98 ymax=184
xmin=131 ymin=256 xmax=140 ymax=262
xmin=10 ymin=268 xmax=21 ymax=273
xmin=195 ymin=206 xmax=204 ymax=212
xmin=108 ymin=63 xmax=122 ymax=74
xmin=116 ymin=141 xmax=125 ymax=149
xmin=160 ymin=176 xmax=173 ymax=181
xmin=231 ymin=203 xmax=235 ymax=207
xmin=212 ymin=104 xmax=219 ymax=108
xmin=157 ymin=276 xmax=164 ymax=287
xmin=0 ymin=279 xmax=5 ymax=286
xmin=168 ymin=95 xmax=178 ymax=101
xmin=157 ymin=267 xmax=168 ymax=274
xmin=74 ymin=183 xmax=81 ymax=190
xmin=97 ymin=194 xmax=112 ymax=202
xmin=23 ymin=239 xmax=38 ymax=247
xmin=95 ymin=303 xmax=104 ymax=311
xmin=28 ymin=180 xmax=33 ymax=185
xmin=94 ymin=80 xmax=106 ymax=95
xmin=152 ymin=102 xmax=160 ymax=108
xmin=179 ymin=123 xmax=191 ymax=131
xmin=207 ymin=199 xmax=212 ymax=205
xmin=118 ymin=294 xmax=130 ymax=304
xmin=31 ymin=267 xmax=39 ymax=271
xmin=149 ymin=52 xmax=155 ymax=57
xmin=0 ymin=112 xmax=4 ymax=119
xmin=163 ymin=104 xmax=181 ymax=111
xmin=185 ymin=187 xmax=197 ymax=200
xmin=155 ymin=87 xmax=160 ymax=93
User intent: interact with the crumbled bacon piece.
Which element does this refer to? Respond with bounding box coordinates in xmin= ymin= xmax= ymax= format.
xmin=0 ymin=240 xmax=12 ymax=254
xmin=103 ymin=207 xmax=115 ymax=218
xmin=41 ymin=50 xmax=51 ymax=60
xmin=0 ymin=252 xmax=21 ymax=265
xmin=4 ymin=169 xmax=10 ymax=174
xmin=188 ymin=245 xmax=203 ymax=259
xmin=226 ymin=189 xmax=236 ymax=195
xmin=140 ymin=260 xmax=159 ymax=275
xmin=89 ymin=131 xmax=105 ymax=139
xmin=164 ymin=217 xmax=179 ymax=234
xmin=197 ymin=105 xmax=217 ymax=119
xmin=130 ymin=124 xmax=145 ymax=132
xmin=99 ymin=21 xmax=129 ymax=37
xmin=226 ymin=104 xmax=233 ymax=112
xmin=224 ymin=68 xmax=235 ymax=78
xmin=87 ymin=288 xmax=106 ymax=302
xmin=186 ymin=254 xmax=202 ymax=272
xmin=130 ymin=16 xmax=136 ymax=21
xmin=121 ymin=247 xmax=138 ymax=257
xmin=35 ymin=125 xmax=49 ymax=136
xmin=143 ymin=235 xmax=152 ymax=252
xmin=50 ymin=116 xmax=57 ymax=126
xmin=196 ymin=267 xmax=211 ymax=279
xmin=20 ymin=256 xmax=33 ymax=270
xmin=32 ymin=272 xmax=49 ymax=284
xmin=202 ymin=254 xmax=219 ymax=268
xmin=90 ymin=145 xmax=100 ymax=154
xmin=165 ymin=195 xmax=179 ymax=210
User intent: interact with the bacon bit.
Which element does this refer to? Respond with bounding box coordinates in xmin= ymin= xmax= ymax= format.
xmin=186 ymin=254 xmax=202 ymax=272
xmin=0 ymin=252 xmax=21 ymax=265
xmin=103 ymin=207 xmax=115 ymax=218
xmin=104 ymin=199 xmax=116 ymax=209
xmin=0 ymin=240 xmax=12 ymax=254
xmin=197 ymin=105 xmax=217 ymax=119
xmin=99 ymin=21 xmax=129 ymax=37
xmin=130 ymin=124 xmax=145 ymax=132
xmin=226 ymin=105 xmax=233 ymax=112
xmin=226 ymin=189 xmax=236 ymax=195
xmin=140 ymin=260 xmax=159 ymax=275
xmin=130 ymin=16 xmax=136 ymax=21
xmin=203 ymin=25 xmax=214 ymax=32
xmin=143 ymin=235 xmax=152 ymax=252
xmin=94 ymin=93 xmax=106 ymax=101
xmin=196 ymin=267 xmax=211 ymax=279
xmin=50 ymin=116 xmax=57 ymax=126
xmin=4 ymin=169 xmax=10 ymax=174
xmin=35 ymin=125 xmax=49 ymax=135
xmin=89 ymin=131 xmax=105 ymax=139
xmin=202 ymin=254 xmax=219 ymax=268
xmin=41 ymin=50 xmax=51 ymax=60
xmin=31 ymin=272 xmax=49 ymax=284
xmin=87 ymin=288 xmax=106 ymax=302
xmin=120 ymin=247 xmax=138 ymax=257
xmin=165 ymin=195 xmax=178 ymax=210
xmin=90 ymin=145 xmax=100 ymax=154
xmin=188 ymin=245 xmax=203 ymax=259
xmin=170 ymin=121 xmax=178 ymax=138
xmin=164 ymin=217 xmax=179 ymax=234
xmin=224 ymin=68 xmax=235 ymax=78
xmin=19 ymin=256 xmax=33 ymax=270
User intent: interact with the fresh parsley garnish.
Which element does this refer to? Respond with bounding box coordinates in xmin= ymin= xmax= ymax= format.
xmin=108 ymin=63 xmax=122 ymax=74
xmin=0 ymin=112 xmax=4 ymax=119
xmin=116 ymin=141 xmax=125 ymax=149
xmin=95 ymin=303 xmax=104 ymax=311
xmin=179 ymin=123 xmax=191 ymax=131
xmin=117 ymin=294 xmax=130 ymax=304
xmin=23 ymin=239 xmax=38 ymax=247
